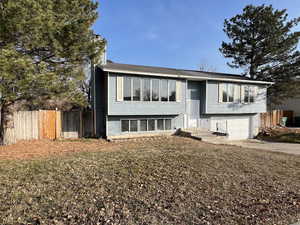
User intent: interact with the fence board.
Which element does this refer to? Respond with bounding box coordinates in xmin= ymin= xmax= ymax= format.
xmin=260 ymin=110 xmax=293 ymax=128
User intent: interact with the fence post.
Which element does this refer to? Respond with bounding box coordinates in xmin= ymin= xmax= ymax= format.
xmin=56 ymin=110 xmax=61 ymax=139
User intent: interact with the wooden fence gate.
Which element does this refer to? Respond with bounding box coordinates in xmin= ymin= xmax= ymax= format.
xmin=39 ymin=110 xmax=60 ymax=140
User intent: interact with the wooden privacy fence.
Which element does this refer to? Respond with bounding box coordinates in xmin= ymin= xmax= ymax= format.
xmin=260 ymin=110 xmax=294 ymax=128
xmin=3 ymin=110 xmax=93 ymax=145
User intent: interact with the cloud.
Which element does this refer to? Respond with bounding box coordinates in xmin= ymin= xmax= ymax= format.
xmin=145 ymin=31 xmax=159 ymax=40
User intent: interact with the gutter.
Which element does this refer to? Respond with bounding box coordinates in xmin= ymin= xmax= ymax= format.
xmin=101 ymin=68 xmax=274 ymax=85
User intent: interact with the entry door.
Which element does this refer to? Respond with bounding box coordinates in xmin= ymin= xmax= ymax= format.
xmin=187 ymin=82 xmax=201 ymax=128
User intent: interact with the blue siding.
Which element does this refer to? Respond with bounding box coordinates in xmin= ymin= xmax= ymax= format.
xmin=108 ymin=73 xmax=187 ymax=116
xmin=205 ymin=81 xmax=267 ymax=114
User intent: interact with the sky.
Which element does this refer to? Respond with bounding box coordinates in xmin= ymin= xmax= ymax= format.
xmin=93 ymin=0 xmax=300 ymax=74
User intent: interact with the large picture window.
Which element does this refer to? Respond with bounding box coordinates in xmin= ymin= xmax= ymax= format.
xmin=121 ymin=76 xmax=177 ymax=102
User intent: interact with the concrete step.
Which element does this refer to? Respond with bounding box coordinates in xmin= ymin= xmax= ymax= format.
xmin=180 ymin=128 xmax=228 ymax=144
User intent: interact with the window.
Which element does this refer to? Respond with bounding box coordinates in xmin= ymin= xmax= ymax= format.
xmin=169 ymin=80 xmax=176 ymax=101
xmin=121 ymin=120 xmax=129 ymax=132
xmin=228 ymin=84 xmax=234 ymax=102
xmin=243 ymin=85 xmax=256 ymax=103
xmin=143 ymin=78 xmax=151 ymax=101
xmin=124 ymin=77 xmax=131 ymax=101
xmin=152 ymin=79 xmax=159 ymax=101
xmin=165 ymin=119 xmax=172 ymax=130
xmin=161 ymin=80 xmax=168 ymax=101
xmin=121 ymin=77 xmax=179 ymax=102
xmin=130 ymin=120 xmax=138 ymax=132
xmin=121 ymin=118 xmax=173 ymax=133
xmin=244 ymin=86 xmax=250 ymax=103
xmin=249 ymin=87 xmax=255 ymax=103
xmin=132 ymin=78 xmax=141 ymax=101
xmin=121 ymin=120 xmax=138 ymax=132
xmin=148 ymin=119 xmax=155 ymax=131
xmin=140 ymin=120 xmax=147 ymax=131
xmin=157 ymin=119 xmax=164 ymax=130
xmin=220 ymin=83 xmax=240 ymax=103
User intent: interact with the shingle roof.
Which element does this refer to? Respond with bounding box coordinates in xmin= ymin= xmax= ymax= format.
xmin=100 ymin=62 xmax=271 ymax=84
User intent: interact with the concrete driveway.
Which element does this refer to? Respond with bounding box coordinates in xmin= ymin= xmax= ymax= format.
xmin=229 ymin=139 xmax=300 ymax=155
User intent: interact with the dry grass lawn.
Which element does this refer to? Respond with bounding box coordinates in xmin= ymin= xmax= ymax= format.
xmin=0 ymin=136 xmax=299 ymax=225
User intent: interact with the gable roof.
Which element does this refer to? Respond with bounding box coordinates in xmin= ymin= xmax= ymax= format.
xmin=100 ymin=62 xmax=273 ymax=85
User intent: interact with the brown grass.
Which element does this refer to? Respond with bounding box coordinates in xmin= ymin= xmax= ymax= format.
xmin=0 ymin=136 xmax=299 ymax=225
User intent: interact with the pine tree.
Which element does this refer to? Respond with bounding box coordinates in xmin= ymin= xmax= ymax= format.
xmin=0 ymin=0 xmax=105 ymax=145
xmin=220 ymin=5 xmax=300 ymax=104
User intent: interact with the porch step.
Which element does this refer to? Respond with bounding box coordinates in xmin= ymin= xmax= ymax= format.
xmin=179 ymin=129 xmax=228 ymax=144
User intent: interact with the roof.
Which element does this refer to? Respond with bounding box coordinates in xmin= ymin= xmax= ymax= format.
xmin=100 ymin=62 xmax=273 ymax=85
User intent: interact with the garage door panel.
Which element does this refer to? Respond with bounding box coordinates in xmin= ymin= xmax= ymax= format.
xmin=210 ymin=117 xmax=250 ymax=140
xmin=227 ymin=118 xmax=250 ymax=140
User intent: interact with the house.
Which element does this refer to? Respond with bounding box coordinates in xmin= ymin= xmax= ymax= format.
xmin=271 ymin=97 xmax=300 ymax=126
xmin=90 ymin=61 xmax=272 ymax=140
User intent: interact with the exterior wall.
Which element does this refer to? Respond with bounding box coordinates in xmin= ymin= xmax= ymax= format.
xmin=205 ymin=81 xmax=267 ymax=114
xmin=108 ymin=73 xmax=186 ymax=116
xmin=93 ymin=68 xmax=107 ymax=137
xmin=106 ymin=115 xmax=183 ymax=137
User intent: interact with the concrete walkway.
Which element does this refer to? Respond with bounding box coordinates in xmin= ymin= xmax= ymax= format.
xmin=228 ymin=139 xmax=300 ymax=155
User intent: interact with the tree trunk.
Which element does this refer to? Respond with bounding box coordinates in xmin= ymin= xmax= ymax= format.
xmin=0 ymin=103 xmax=14 ymax=145
xmin=0 ymin=104 xmax=5 ymax=145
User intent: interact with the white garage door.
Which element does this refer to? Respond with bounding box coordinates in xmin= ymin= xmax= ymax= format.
xmin=227 ymin=118 xmax=250 ymax=140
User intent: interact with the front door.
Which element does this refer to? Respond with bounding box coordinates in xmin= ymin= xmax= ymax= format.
xmin=187 ymin=81 xmax=201 ymax=128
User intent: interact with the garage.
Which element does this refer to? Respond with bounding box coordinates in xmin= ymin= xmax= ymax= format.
xmin=211 ymin=117 xmax=251 ymax=140
xmin=227 ymin=118 xmax=250 ymax=140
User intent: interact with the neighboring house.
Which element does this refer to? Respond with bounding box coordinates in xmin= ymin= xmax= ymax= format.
xmin=91 ymin=61 xmax=272 ymax=140
xmin=271 ymin=97 xmax=300 ymax=126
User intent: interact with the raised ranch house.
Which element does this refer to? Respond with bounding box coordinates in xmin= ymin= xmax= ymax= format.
xmin=90 ymin=61 xmax=272 ymax=140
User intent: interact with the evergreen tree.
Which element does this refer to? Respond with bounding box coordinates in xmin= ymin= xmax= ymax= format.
xmin=0 ymin=0 xmax=105 ymax=145
xmin=220 ymin=5 xmax=300 ymax=103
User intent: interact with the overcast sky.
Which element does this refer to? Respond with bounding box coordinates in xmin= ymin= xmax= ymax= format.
xmin=93 ymin=0 xmax=300 ymax=74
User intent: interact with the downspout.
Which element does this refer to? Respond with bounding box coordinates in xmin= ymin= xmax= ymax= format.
xmin=93 ymin=61 xmax=97 ymax=137
xmin=185 ymin=79 xmax=188 ymax=129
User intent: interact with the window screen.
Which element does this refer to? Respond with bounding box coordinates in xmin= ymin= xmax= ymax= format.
xmin=143 ymin=79 xmax=151 ymax=101
xmin=157 ymin=119 xmax=164 ymax=130
xmin=140 ymin=120 xmax=147 ymax=131
xmin=132 ymin=78 xmax=141 ymax=101
xmin=165 ymin=119 xmax=172 ymax=130
xmin=161 ymin=80 xmax=168 ymax=101
xmin=148 ymin=119 xmax=155 ymax=131
xmin=152 ymin=79 xmax=159 ymax=101
xmin=123 ymin=77 xmax=131 ymax=101
xmin=130 ymin=120 xmax=138 ymax=132
xmin=121 ymin=120 xmax=129 ymax=132
xmin=169 ymin=80 xmax=176 ymax=101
